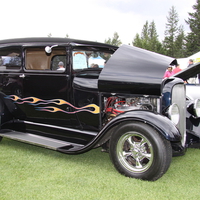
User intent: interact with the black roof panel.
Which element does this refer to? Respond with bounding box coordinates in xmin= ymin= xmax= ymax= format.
xmin=0 ymin=37 xmax=117 ymax=49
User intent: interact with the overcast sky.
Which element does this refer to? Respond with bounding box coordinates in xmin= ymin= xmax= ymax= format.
xmin=0 ymin=0 xmax=196 ymax=44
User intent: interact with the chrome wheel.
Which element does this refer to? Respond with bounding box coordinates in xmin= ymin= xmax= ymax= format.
xmin=109 ymin=122 xmax=172 ymax=181
xmin=117 ymin=131 xmax=153 ymax=173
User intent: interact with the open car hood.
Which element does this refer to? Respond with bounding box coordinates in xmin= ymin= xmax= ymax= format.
xmin=98 ymin=44 xmax=177 ymax=95
xmin=173 ymin=62 xmax=200 ymax=81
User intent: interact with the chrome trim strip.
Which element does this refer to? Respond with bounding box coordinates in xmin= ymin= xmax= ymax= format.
xmin=23 ymin=120 xmax=98 ymax=136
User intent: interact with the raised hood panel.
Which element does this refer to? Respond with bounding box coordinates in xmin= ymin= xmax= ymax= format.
xmin=98 ymin=45 xmax=177 ymax=95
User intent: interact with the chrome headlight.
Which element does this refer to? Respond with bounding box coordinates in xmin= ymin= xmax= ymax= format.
xmin=168 ymin=103 xmax=180 ymax=125
xmin=194 ymin=99 xmax=200 ymax=118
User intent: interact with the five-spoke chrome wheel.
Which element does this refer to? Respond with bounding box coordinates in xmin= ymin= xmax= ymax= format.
xmin=109 ymin=122 xmax=172 ymax=181
xmin=117 ymin=132 xmax=153 ymax=173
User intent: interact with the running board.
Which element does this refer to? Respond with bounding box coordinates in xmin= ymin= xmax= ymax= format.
xmin=0 ymin=131 xmax=84 ymax=151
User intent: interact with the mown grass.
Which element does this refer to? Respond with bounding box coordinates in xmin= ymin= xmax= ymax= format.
xmin=0 ymin=138 xmax=200 ymax=200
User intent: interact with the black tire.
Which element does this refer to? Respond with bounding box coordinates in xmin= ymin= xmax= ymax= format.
xmin=109 ymin=122 xmax=172 ymax=181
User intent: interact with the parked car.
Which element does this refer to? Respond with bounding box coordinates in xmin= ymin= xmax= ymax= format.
xmin=0 ymin=38 xmax=199 ymax=181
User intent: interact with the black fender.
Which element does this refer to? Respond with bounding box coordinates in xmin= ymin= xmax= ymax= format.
xmin=95 ymin=110 xmax=181 ymax=147
xmin=59 ymin=110 xmax=181 ymax=154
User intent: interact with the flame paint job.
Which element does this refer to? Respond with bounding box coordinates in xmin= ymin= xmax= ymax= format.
xmin=5 ymin=95 xmax=100 ymax=114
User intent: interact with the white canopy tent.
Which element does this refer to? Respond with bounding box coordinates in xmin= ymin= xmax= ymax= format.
xmin=177 ymin=51 xmax=200 ymax=69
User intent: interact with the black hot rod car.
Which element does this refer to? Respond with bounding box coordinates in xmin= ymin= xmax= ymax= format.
xmin=0 ymin=38 xmax=200 ymax=181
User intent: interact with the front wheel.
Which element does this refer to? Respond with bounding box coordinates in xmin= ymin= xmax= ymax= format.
xmin=109 ymin=122 xmax=172 ymax=181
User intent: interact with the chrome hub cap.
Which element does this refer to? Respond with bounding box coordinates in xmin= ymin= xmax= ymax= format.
xmin=117 ymin=131 xmax=153 ymax=173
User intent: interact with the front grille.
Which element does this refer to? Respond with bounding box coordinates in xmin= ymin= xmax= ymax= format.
xmin=171 ymin=83 xmax=186 ymax=146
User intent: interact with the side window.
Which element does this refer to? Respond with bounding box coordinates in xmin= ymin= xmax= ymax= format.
xmin=72 ymin=49 xmax=112 ymax=71
xmin=25 ymin=47 xmax=66 ymax=71
xmin=25 ymin=48 xmax=49 ymax=70
xmin=0 ymin=47 xmax=22 ymax=71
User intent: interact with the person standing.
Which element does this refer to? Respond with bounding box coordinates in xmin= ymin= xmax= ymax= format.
xmin=173 ymin=64 xmax=182 ymax=74
xmin=187 ymin=59 xmax=194 ymax=67
xmin=163 ymin=66 xmax=174 ymax=78
xmin=187 ymin=59 xmax=196 ymax=84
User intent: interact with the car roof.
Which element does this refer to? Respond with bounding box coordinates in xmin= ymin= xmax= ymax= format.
xmin=0 ymin=37 xmax=117 ymax=49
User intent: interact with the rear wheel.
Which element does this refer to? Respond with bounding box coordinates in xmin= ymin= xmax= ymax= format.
xmin=109 ymin=122 xmax=172 ymax=181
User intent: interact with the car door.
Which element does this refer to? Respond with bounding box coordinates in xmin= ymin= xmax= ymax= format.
xmin=17 ymin=46 xmax=79 ymax=128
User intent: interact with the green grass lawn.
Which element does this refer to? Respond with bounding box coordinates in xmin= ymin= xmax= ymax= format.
xmin=0 ymin=138 xmax=200 ymax=200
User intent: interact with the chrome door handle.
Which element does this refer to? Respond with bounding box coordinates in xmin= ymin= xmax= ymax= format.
xmin=19 ymin=74 xmax=25 ymax=78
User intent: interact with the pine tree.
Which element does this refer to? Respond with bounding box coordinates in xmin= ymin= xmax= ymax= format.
xmin=132 ymin=33 xmax=143 ymax=48
xmin=104 ymin=32 xmax=122 ymax=46
xmin=185 ymin=0 xmax=200 ymax=56
xmin=132 ymin=21 xmax=163 ymax=53
xmin=174 ymin=25 xmax=186 ymax=58
xmin=163 ymin=6 xmax=182 ymax=57
xmin=148 ymin=21 xmax=162 ymax=52
xmin=141 ymin=21 xmax=149 ymax=49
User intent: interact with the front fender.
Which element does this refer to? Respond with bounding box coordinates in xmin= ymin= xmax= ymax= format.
xmin=98 ymin=110 xmax=181 ymax=145
xmin=60 ymin=110 xmax=181 ymax=154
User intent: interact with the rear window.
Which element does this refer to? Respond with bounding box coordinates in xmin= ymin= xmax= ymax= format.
xmin=0 ymin=47 xmax=22 ymax=71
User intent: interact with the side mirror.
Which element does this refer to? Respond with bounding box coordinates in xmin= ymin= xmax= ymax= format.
xmin=45 ymin=46 xmax=52 ymax=54
xmin=45 ymin=45 xmax=58 ymax=54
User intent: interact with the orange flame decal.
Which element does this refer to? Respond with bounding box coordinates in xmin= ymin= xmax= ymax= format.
xmin=6 ymin=95 xmax=100 ymax=114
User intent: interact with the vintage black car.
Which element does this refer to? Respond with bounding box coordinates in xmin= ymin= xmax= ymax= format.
xmin=0 ymin=38 xmax=199 ymax=181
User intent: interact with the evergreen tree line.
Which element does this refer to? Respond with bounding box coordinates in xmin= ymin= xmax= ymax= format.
xmin=104 ymin=1 xmax=200 ymax=58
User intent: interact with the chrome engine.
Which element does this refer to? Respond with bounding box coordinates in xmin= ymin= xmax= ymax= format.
xmin=104 ymin=96 xmax=159 ymax=124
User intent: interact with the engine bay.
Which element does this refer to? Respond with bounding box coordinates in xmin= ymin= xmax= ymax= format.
xmin=103 ymin=95 xmax=160 ymax=125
